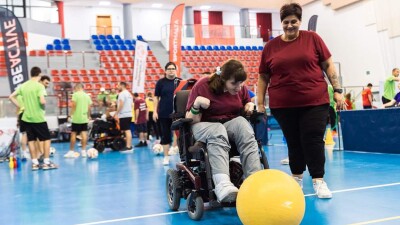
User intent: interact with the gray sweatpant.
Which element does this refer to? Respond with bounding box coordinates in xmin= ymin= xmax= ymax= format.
xmin=191 ymin=116 xmax=262 ymax=178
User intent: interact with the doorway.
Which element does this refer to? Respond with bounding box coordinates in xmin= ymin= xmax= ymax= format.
xmin=96 ymin=15 xmax=112 ymax=35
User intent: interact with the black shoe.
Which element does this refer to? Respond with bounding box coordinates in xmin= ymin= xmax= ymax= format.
xmin=142 ymin=141 xmax=148 ymax=146
xmin=134 ymin=142 xmax=144 ymax=147
xmin=121 ymin=146 xmax=133 ymax=151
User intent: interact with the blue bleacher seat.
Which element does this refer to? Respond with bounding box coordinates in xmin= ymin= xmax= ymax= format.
xmin=132 ymin=39 xmax=136 ymax=44
xmin=186 ymin=46 xmax=192 ymax=51
xmin=124 ymin=40 xmax=132 ymax=45
xmin=193 ymin=46 xmax=199 ymax=51
xmin=99 ymin=35 xmax=106 ymax=40
xmin=115 ymin=35 xmax=121 ymax=40
xmin=95 ymin=45 xmax=104 ymax=51
xmin=54 ymin=44 xmax=62 ymax=50
xmin=91 ymin=35 xmax=99 ymax=40
xmin=101 ymin=39 xmax=109 ymax=45
xmin=61 ymin=39 xmax=69 ymax=45
xmin=104 ymin=45 xmax=111 ymax=50
xmin=137 ymin=35 xmax=144 ymax=41
xmin=251 ymin=46 xmax=258 ymax=51
xmin=117 ymin=39 xmax=124 ymax=45
xmin=220 ymin=46 xmax=226 ymax=50
xmin=128 ymin=45 xmax=135 ymax=50
xmin=181 ymin=46 xmax=186 ymax=51
xmin=245 ymin=46 xmax=252 ymax=51
xmin=258 ymin=46 xmax=264 ymax=50
xmin=63 ymin=45 xmax=71 ymax=51
xmin=200 ymin=46 xmax=206 ymax=51
xmin=227 ymin=46 xmax=233 ymax=50
xmin=46 ymin=44 xmax=54 ymax=51
xmin=106 ymin=35 xmax=114 ymax=39
xmin=147 ymin=46 xmax=151 ymax=50
xmin=120 ymin=45 xmax=127 ymax=50
xmin=93 ymin=39 xmax=101 ymax=45
xmin=206 ymin=46 xmax=213 ymax=50
xmin=233 ymin=46 xmax=239 ymax=50
xmin=109 ymin=39 xmax=116 ymax=45
xmin=213 ymin=46 xmax=220 ymax=51
xmin=239 ymin=46 xmax=245 ymax=51
xmin=53 ymin=39 xmax=61 ymax=45
xmin=111 ymin=45 xmax=119 ymax=50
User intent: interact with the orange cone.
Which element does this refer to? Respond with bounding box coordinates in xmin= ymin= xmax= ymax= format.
xmin=324 ymin=128 xmax=335 ymax=145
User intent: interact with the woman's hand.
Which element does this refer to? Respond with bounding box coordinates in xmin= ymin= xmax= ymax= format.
xmin=244 ymin=102 xmax=255 ymax=115
xmin=194 ymin=96 xmax=210 ymax=109
xmin=334 ymin=93 xmax=345 ymax=110
xmin=153 ymin=111 xmax=158 ymax=121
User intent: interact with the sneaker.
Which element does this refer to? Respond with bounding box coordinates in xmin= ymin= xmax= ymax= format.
xmin=121 ymin=146 xmax=133 ymax=151
xmin=81 ymin=150 xmax=87 ymax=158
xmin=293 ymin=176 xmax=303 ymax=188
xmin=214 ymin=180 xmax=239 ymax=203
xmin=42 ymin=162 xmax=58 ymax=170
xmin=134 ymin=142 xmax=144 ymax=147
xmin=163 ymin=157 xmax=169 ymax=165
xmin=313 ymin=180 xmax=332 ymax=199
xmin=32 ymin=164 xmax=40 ymax=171
xmin=280 ymin=157 xmax=289 ymax=165
xmin=64 ymin=151 xmax=79 ymax=158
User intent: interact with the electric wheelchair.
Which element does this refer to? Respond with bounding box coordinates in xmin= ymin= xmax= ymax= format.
xmin=166 ymin=89 xmax=269 ymax=220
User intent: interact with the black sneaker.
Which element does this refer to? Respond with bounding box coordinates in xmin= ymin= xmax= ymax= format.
xmin=121 ymin=146 xmax=133 ymax=151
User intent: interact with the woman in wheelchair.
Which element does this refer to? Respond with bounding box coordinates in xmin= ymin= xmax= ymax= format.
xmin=185 ymin=59 xmax=262 ymax=203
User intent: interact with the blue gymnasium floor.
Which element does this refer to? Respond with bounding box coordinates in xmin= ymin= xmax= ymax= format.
xmin=1 ymin=130 xmax=400 ymax=225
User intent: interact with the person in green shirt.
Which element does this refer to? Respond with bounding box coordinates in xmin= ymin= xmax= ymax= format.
xmin=108 ymin=88 xmax=118 ymax=106
xmin=97 ymin=87 xmax=108 ymax=113
xmin=382 ymin=68 xmax=400 ymax=104
xmin=9 ymin=67 xmax=57 ymax=170
xmin=64 ymin=84 xmax=92 ymax=158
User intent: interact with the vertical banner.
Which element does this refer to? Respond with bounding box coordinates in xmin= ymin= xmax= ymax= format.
xmin=308 ymin=15 xmax=318 ymax=31
xmin=169 ymin=4 xmax=184 ymax=77
xmin=132 ymin=40 xmax=148 ymax=93
xmin=0 ymin=7 xmax=29 ymax=93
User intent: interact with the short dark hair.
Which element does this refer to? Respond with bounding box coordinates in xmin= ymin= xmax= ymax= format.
xmin=392 ymin=68 xmax=399 ymax=73
xmin=280 ymin=3 xmax=302 ymax=22
xmin=30 ymin=67 xmax=41 ymax=77
xmin=147 ymin=92 xmax=153 ymax=97
xmin=133 ymin=93 xmax=139 ymax=97
xmin=119 ymin=82 xmax=127 ymax=87
xmin=367 ymin=83 xmax=373 ymax=87
xmin=208 ymin=59 xmax=247 ymax=95
xmin=40 ymin=75 xmax=51 ymax=82
xmin=164 ymin=62 xmax=177 ymax=71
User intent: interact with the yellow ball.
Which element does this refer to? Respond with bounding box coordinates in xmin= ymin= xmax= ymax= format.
xmin=236 ymin=169 xmax=305 ymax=225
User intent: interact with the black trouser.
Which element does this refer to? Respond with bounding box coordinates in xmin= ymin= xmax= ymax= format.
xmin=382 ymin=96 xmax=391 ymax=104
xmin=328 ymin=106 xmax=337 ymax=131
xmin=147 ymin=111 xmax=160 ymax=140
xmin=158 ymin=117 xmax=172 ymax=145
xmin=271 ymin=104 xmax=329 ymax=179
xmin=363 ymin=105 xmax=372 ymax=109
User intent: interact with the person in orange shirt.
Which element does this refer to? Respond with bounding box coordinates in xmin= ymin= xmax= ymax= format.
xmin=362 ymin=83 xmax=373 ymax=109
xmin=344 ymin=93 xmax=353 ymax=110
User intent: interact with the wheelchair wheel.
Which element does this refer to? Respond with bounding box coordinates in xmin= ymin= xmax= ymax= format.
xmin=111 ymin=137 xmax=126 ymax=151
xmin=187 ymin=192 xmax=204 ymax=220
xmin=166 ymin=169 xmax=181 ymax=211
xmin=94 ymin=141 xmax=105 ymax=153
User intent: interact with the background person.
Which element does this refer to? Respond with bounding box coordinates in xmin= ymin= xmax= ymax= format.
xmin=382 ymin=68 xmax=400 ymax=104
xmin=115 ymin=82 xmax=133 ymax=151
xmin=362 ymin=83 xmax=373 ymax=109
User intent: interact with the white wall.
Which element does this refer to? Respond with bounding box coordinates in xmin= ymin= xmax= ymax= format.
xmin=64 ymin=6 xmax=124 ymax=40
xmin=223 ymin=11 xmax=240 ymax=25
xmin=302 ymin=0 xmax=386 ymax=86
xmin=131 ymin=8 xmax=171 ymax=41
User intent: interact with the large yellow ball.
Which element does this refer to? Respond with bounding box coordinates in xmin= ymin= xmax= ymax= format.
xmin=236 ymin=169 xmax=305 ymax=225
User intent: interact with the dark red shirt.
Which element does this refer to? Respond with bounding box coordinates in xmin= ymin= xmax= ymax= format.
xmin=259 ymin=30 xmax=331 ymax=108
xmin=134 ymin=98 xmax=147 ymax=124
xmin=186 ymin=76 xmax=251 ymax=122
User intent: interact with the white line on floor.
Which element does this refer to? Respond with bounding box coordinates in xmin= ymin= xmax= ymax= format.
xmin=348 ymin=215 xmax=400 ymax=225
xmin=76 ymin=182 xmax=400 ymax=225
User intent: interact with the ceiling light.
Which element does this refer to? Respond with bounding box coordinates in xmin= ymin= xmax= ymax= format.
xmin=151 ymin=3 xmax=163 ymax=8
xmin=99 ymin=1 xmax=111 ymax=6
xmin=200 ymin=5 xmax=211 ymax=10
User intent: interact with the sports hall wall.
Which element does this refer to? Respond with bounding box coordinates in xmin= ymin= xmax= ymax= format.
xmin=1 ymin=0 xmax=399 ymax=95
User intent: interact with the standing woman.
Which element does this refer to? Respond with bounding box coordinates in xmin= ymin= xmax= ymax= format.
xmin=153 ymin=62 xmax=180 ymax=165
xmin=146 ymin=92 xmax=160 ymax=141
xmin=256 ymin=3 xmax=344 ymax=199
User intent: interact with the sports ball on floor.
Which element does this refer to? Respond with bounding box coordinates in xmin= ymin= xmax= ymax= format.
xmin=87 ymin=148 xmax=98 ymax=159
xmin=152 ymin=143 xmax=163 ymax=155
xmin=50 ymin=147 xmax=56 ymax=156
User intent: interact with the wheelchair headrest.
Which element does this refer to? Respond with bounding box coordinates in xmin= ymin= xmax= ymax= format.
xmin=174 ymin=90 xmax=191 ymax=115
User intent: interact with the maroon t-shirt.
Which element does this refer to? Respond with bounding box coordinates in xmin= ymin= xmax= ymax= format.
xmin=186 ymin=76 xmax=251 ymax=122
xmin=259 ymin=30 xmax=331 ymax=108
xmin=134 ymin=98 xmax=147 ymax=124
